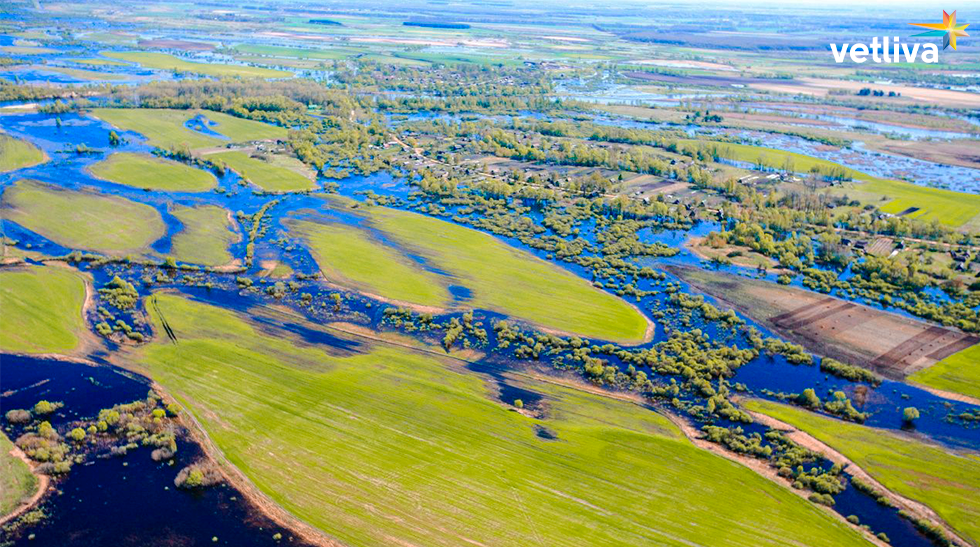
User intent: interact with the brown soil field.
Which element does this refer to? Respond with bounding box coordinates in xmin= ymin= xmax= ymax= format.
xmin=633 ymin=59 xmax=737 ymax=71
xmin=868 ymin=138 xmax=980 ymax=171
xmin=624 ymin=71 xmax=787 ymax=88
xmin=685 ymin=237 xmax=784 ymax=271
xmin=750 ymin=78 xmax=980 ymax=108
xmin=723 ymin=111 xmax=836 ymax=127
xmin=759 ymin=103 xmax=978 ymax=133
xmin=138 ymin=39 xmax=215 ymax=51
xmin=668 ymin=265 xmax=978 ymax=378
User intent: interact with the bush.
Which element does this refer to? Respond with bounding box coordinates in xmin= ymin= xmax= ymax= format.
xmin=33 ymin=400 xmax=63 ymax=415
xmin=174 ymin=463 xmax=222 ymax=489
xmin=903 ymin=406 xmax=920 ymax=424
xmin=808 ymin=492 xmax=835 ymax=506
xmin=819 ymin=358 xmax=880 ymax=385
xmin=5 ymin=409 xmax=32 ymax=424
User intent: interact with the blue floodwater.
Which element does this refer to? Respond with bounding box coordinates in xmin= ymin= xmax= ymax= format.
xmin=0 ymin=355 xmax=311 ymax=547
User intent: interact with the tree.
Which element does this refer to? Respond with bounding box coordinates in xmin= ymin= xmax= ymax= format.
xmin=33 ymin=400 xmax=59 ymax=415
xmin=514 ymin=399 xmax=524 ymax=409
xmin=5 ymin=409 xmax=31 ymax=424
xmin=902 ymin=407 xmax=920 ymax=424
xmin=797 ymin=388 xmax=821 ymax=408
xmin=69 ymin=427 xmax=86 ymax=442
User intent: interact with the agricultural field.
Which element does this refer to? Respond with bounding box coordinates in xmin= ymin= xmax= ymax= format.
xmin=89 ymin=108 xmax=287 ymax=150
xmin=0 ymin=265 xmax=88 ymax=355
xmin=0 ymin=432 xmax=37 ymax=518
xmin=101 ymin=51 xmax=294 ymax=78
xmin=0 ymin=133 xmax=46 ymax=172
xmin=670 ymin=265 xmax=978 ymax=378
xmin=88 ymin=152 xmax=217 ymax=192
xmin=135 ymin=293 xmax=867 ymax=547
xmin=0 ymin=179 xmax=166 ymax=255
xmin=168 ymin=204 xmax=240 ymax=267
xmin=288 ymin=199 xmax=652 ymax=343
xmin=204 ymin=150 xmax=316 ymax=192
xmin=909 ymin=344 xmax=980 ymax=402
xmin=67 ymin=57 xmax=131 ymax=66
xmin=41 ymin=66 xmax=128 ymax=81
xmin=287 ymin=217 xmax=451 ymax=306
xmin=745 ymin=399 xmax=980 ymax=546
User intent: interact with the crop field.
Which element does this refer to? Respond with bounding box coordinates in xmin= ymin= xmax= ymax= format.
xmin=0 ymin=432 xmax=36 ymax=517
xmin=204 ymin=150 xmax=316 ymax=192
xmin=0 ymin=265 xmax=88 ymax=355
xmin=0 ymin=46 xmax=57 ymax=55
xmin=0 ymin=133 xmax=46 ymax=172
xmin=287 ymin=218 xmax=451 ymax=306
xmin=909 ymin=344 xmax=980 ymax=401
xmin=750 ymin=78 xmax=980 ymax=109
xmin=89 ymin=108 xmax=221 ymax=149
xmin=90 ymin=108 xmax=288 ymax=150
xmin=67 ymin=57 xmax=131 ymax=66
xmin=88 ymin=152 xmax=218 ymax=192
xmin=669 ymin=266 xmax=976 ymax=377
xmin=288 ymin=200 xmax=651 ymax=343
xmin=101 ymin=51 xmax=293 ymax=78
xmin=168 ymin=204 xmax=239 ymax=267
xmin=853 ymin=178 xmax=980 ymax=229
xmin=1 ymin=179 xmax=166 ymax=255
xmin=136 ymin=293 xmax=867 ymax=547
xmin=229 ymin=44 xmax=359 ymax=60
xmin=745 ymin=399 xmax=980 ymax=545
xmin=42 ymin=66 xmax=128 ymax=81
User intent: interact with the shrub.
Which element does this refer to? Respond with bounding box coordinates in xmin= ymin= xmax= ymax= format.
xmin=903 ymin=407 xmax=920 ymax=424
xmin=5 ymin=409 xmax=32 ymax=424
xmin=33 ymin=400 xmax=63 ymax=415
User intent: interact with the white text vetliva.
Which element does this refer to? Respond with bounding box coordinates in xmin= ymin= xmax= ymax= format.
xmin=830 ymin=37 xmax=940 ymax=63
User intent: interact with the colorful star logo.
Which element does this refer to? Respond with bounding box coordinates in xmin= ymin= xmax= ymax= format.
xmin=910 ymin=10 xmax=970 ymax=50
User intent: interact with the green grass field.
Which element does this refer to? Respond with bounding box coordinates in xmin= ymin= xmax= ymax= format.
xmin=855 ymin=178 xmax=980 ymax=228
xmin=43 ymin=66 xmax=128 ymax=81
xmin=287 ymin=199 xmax=650 ymax=343
xmin=230 ymin=44 xmax=358 ymax=60
xmin=101 ymin=51 xmax=293 ymax=78
xmin=204 ymin=151 xmax=316 ymax=192
xmin=0 ymin=133 xmax=46 ymax=172
xmin=1 ymin=179 xmax=166 ymax=255
xmin=88 ymin=152 xmax=217 ymax=192
xmin=0 ymin=46 xmax=57 ymax=55
xmin=908 ymin=344 xmax=980 ymax=401
xmin=287 ymin=218 xmax=449 ymax=305
xmin=744 ymin=399 xmax=980 ymax=544
xmin=90 ymin=108 xmax=288 ymax=150
xmin=0 ymin=265 xmax=87 ymax=355
xmin=682 ymin=139 xmax=980 ymax=227
xmin=169 ymin=204 xmax=239 ymax=266
xmin=0 ymin=431 xmax=37 ymax=518
xmin=137 ymin=293 xmax=867 ymax=547
xmin=68 ymin=57 xmax=131 ymax=66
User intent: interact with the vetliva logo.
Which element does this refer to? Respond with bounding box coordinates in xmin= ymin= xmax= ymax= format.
xmin=830 ymin=10 xmax=969 ymax=64
xmin=830 ymin=37 xmax=939 ymax=64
